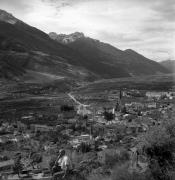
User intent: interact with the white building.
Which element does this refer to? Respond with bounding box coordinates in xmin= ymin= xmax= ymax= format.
xmin=77 ymin=105 xmax=91 ymax=116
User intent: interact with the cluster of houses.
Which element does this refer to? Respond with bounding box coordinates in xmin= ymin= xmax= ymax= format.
xmin=0 ymin=89 xmax=174 ymax=179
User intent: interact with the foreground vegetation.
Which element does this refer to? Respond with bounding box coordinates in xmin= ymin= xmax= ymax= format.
xmin=88 ymin=110 xmax=175 ymax=180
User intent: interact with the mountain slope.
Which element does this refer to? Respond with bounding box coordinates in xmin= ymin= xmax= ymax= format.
xmin=0 ymin=10 xmax=97 ymax=81
xmin=0 ymin=21 xmax=82 ymax=65
xmin=67 ymin=37 xmax=130 ymax=78
xmin=121 ymin=49 xmax=169 ymax=75
xmin=160 ymin=60 xmax=175 ymax=73
xmin=49 ymin=32 xmax=170 ymax=77
xmin=0 ymin=9 xmax=170 ymax=82
xmin=0 ymin=17 xmax=128 ymax=79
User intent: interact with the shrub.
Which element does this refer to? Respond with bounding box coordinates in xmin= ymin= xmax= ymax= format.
xmin=78 ymin=142 xmax=91 ymax=153
xmin=138 ymin=118 xmax=175 ymax=180
xmin=88 ymin=174 xmax=110 ymax=180
xmin=60 ymin=105 xmax=74 ymax=112
xmin=111 ymin=163 xmax=153 ymax=180
xmin=104 ymin=111 xmax=114 ymax=121
xmin=105 ymin=149 xmax=130 ymax=168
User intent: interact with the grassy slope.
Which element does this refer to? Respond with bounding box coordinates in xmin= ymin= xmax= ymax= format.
xmin=77 ymin=74 xmax=175 ymax=92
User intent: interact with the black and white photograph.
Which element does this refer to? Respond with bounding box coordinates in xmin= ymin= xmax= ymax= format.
xmin=0 ymin=0 xmax=174 ymax=179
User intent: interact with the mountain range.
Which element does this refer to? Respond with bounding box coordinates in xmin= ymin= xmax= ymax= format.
xmin=160 ymin=60 xmax=175 ymax=73
xmin=0 ymin=9 xmax=170 ymax=84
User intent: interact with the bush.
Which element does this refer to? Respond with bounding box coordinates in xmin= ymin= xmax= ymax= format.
xmin=78 ymin=142 xmax=91 ymax=153
xmin=138 ymin=118 xmax=175 ymax=180
xmin=111 ymin=163 xmax=153 ymax=180
xmin=104 ymin=111 xmax=114 ymax=121
xmin=60 ymin=105 xmax=74 ymax=112
xmin=105 ymin=149 xmax=130 ymax=168
xmin=49 ymin=155 xmax=57 ymax=171
xmin=88 ymin=174 xmax=110 ymax=180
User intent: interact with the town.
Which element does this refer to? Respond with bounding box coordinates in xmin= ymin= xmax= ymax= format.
xmin=0 ymin=89 xmax=175 ymax=180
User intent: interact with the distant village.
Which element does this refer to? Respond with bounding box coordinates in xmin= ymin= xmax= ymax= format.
xmin=0 ymin=89 xmax=175 ymax=179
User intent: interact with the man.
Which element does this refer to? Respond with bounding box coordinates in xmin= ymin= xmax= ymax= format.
xmin=52 ymin=149 xmax=72 ymax=180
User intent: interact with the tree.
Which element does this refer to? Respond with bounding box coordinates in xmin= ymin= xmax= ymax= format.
xmin=78 ymin=142 xmax=91 ymax=153
xmin=104 ymin=111 xmax=114 ymax=121
xmin=121 ymin=106 xmax=127 ymax=114
xmin=115 ymin=102 xmax=120 ymax=112
xmin=13 ymin=155 xmax=23 ymax=177
xmin=29 ymin=152 xmax=42 ymax=169
xmin=138 ymin=118 xmax=175 ymax=180
xmin=60 ymin=105 xmax=74 ymax=112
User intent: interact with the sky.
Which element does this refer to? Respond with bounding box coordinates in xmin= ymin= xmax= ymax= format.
xmin=0 ymin=0 xmax=175 ymax=61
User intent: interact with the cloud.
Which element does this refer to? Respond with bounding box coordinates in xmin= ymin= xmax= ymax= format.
xmin=97 ymin=31 xmax=143 ymax=45
xmin=150 ymin=0 xmax=175 ymax=21
xmin=0 ymin=0 xmax=34 ymax=16
xmin=120 ymin=0 xmax=175 ymax=21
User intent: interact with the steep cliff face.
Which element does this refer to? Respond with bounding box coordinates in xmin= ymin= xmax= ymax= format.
xmin=49 ymin=32 xmax=85 ymax=44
